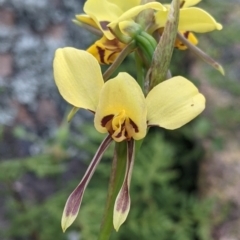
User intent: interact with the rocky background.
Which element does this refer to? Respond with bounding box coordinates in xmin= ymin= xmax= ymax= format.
xmin=0 ymin=0 xmax=240 ymax=240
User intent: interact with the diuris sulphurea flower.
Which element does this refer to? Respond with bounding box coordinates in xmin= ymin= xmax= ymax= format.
xmin=104 ymin=0 xmax=222 ymax=50
xmin=154 ymin=0 xmax=223 ymax=49
xmin=53 ymin=47 xmax=205 ymax=232
xmin=74 ymin=0 xmax=166 ymax=64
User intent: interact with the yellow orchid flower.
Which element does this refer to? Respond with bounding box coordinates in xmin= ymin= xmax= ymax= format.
xmin=106 ymin=0 xmax=222 ymax=50
xmin=75 ymin=0 xmax=166 ymax=64
xmin=86 ymin=35 xmax=126 ymax=64
xmin=53 ymin=47 xmax=205 ymax=232
xmin=155 ymin=0 xmax=223 ymax=50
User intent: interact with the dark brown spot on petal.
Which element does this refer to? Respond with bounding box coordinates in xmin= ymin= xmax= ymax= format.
xmin=183 ymin=31 xmax=190 ymax=39
xmin=129 ymin=118 xmax=139 ymax=133
xmin=101 ymin=114 xmax=114 ymax=127
xmin=96 ymin=46 xmax=105 ymax=64
xmin=180 ymin=1 xmax=185 ymax=8
xmin=100 ymin=21 xmax=110 ymax=31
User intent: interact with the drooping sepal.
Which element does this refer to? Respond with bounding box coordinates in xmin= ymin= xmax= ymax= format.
xmin=113 ymin=139 xmax=135 ymax=231
xmin=177 ymin=32 xmax=225 ymax=75
xmin=61 ymin=135 xmax=113 ymax=232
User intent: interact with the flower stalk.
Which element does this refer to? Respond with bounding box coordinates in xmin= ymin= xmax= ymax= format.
xmin=149 ymin=0 xmax=180 ymax=90
xmin=98 ymin=142 xmax=127 ymax=240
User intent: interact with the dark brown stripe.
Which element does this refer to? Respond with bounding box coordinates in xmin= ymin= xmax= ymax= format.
xmin=180 ymin=1 xmax=185 ymax=8
xmin=129 ymin=118 xmax=139 ymax=133
xmin=97 ymin=46 xmax=105 ymax=64
xmin=101 ymin=114 xmax=114 ymax=127
xmin=183 ymin=31 xmax=190 ymax=39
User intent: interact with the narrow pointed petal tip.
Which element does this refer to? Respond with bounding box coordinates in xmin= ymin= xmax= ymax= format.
xmin=216 ymin=22 xmax=223 ymax=31
xmin=61 ymin=185 xmax=85 ymax=233
xmin=113 ymin=181 xmax=130 ymax=232
xmin=217 ymin=64 xmax=225 ymax=76
xmin=61 ymin=135 xmax=112 ymax=233
xmin=61 ymin=210 xmax=77 ymax=233
xmin=113 ymin=140 xmax=135 ymax=231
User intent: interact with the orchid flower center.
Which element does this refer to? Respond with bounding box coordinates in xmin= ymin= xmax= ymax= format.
xmin=101 ymin=110 xmax=139 ymax=142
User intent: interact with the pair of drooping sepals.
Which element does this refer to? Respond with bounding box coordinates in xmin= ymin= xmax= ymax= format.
xmin=53 ymin=0 xmax=222 ymax=233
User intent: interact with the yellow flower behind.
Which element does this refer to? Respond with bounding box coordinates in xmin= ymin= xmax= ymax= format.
xmin=75 ymin=0 xmax=165 ymax=64
xmin=155 ymin=0 xmax=223 ymax=49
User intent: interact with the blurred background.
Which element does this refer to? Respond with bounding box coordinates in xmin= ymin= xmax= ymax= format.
xmin=0 ymin=0 xmax=239 ymax=239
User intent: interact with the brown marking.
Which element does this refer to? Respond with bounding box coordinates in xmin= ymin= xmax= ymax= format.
xmin=129 ymin=118 xmax=139 ymax=133
xmin=100 ymin=21 xmax=110 ymax=30
xmin=183 ymin=31 xmax=190 ymax=39
xmin=114 ymin=121 xmax=126 ymax=138
xmin=101 ymin=115 xmax=114 ymax=127
xmin=180 ymin=1 xmax=185 ymax=8
xmin=96 ymin=46 xmax=105 ymax=64
xmin=116 ymin=181 xmax=129 ymax=212
xmin=107 ymin=52 xmax=117 ymax=63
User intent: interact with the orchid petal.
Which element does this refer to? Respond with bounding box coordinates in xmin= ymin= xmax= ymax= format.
xmin=84 ymin=0 xmax=121 ymax=40
xmin=61 ymin=135 xmax=112 ymax=232
xmin=53 ymin=47 xmax=104 ymax=112
xmin=181 ymin=0 xmax=201 ymax=7
xmin=113 ymin=139 xmax=135 ymax=231
xmin=87 ymin=36 xmax=126 ymax=64
xmin=108 ymin=0 xmax=141 ymax=13
xmin=108 ymin=2 xmax=166 ymax=30
xmin=94 ymin=72 xmax=147 ymax=141
xmin=155 ymin=7 xmax=222 ymax=33
xmin=75 ymin=14 xmax=99 ymax=29
xmin=175 ymin=31 xmax=198 ymax=50
xmin=146 ymin=76 xmax=205 ymax=129
xmin=179 ymin=8 xmax=222 ymax=32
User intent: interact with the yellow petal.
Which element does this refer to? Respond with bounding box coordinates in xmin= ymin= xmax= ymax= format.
xmin=108 ymin=2 xmax=166 ymax=30
xmin=175 ymin=31 xmax=198 ymax=50
xmin=108 ymin=0 xmax=140 ymax=13
xmin=94 ymin=72 xmax=147 ymax=140
xmin=84 ymin=0 xmax=122 ymax=40
xmin=75 ymin=14 xmax=99 ymax=29
xmin=146 ymin=76 xmax=205 ymax=129
xmin=181 ymin=0 xmax=201 ymax=7
xmin=87 ymin=36 xmax=126 ymax=64
xmin=53 ymin=47 xmax=104 ymax=112
xmin=179 ymin=8 xmax=222 ymax=32
xmin=155 ymin=7 xmax=222 ymax=32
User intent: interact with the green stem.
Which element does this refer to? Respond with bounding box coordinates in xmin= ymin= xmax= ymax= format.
xmin=135 ymin=51 xmax=145 ymax=91
xmin=149 ymin=0 xmax=180 ymax=90
xmin=103 ymin=41 xmax=136 ymax=81
xmin=98 ymin=142 xmax=127 ymax=240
